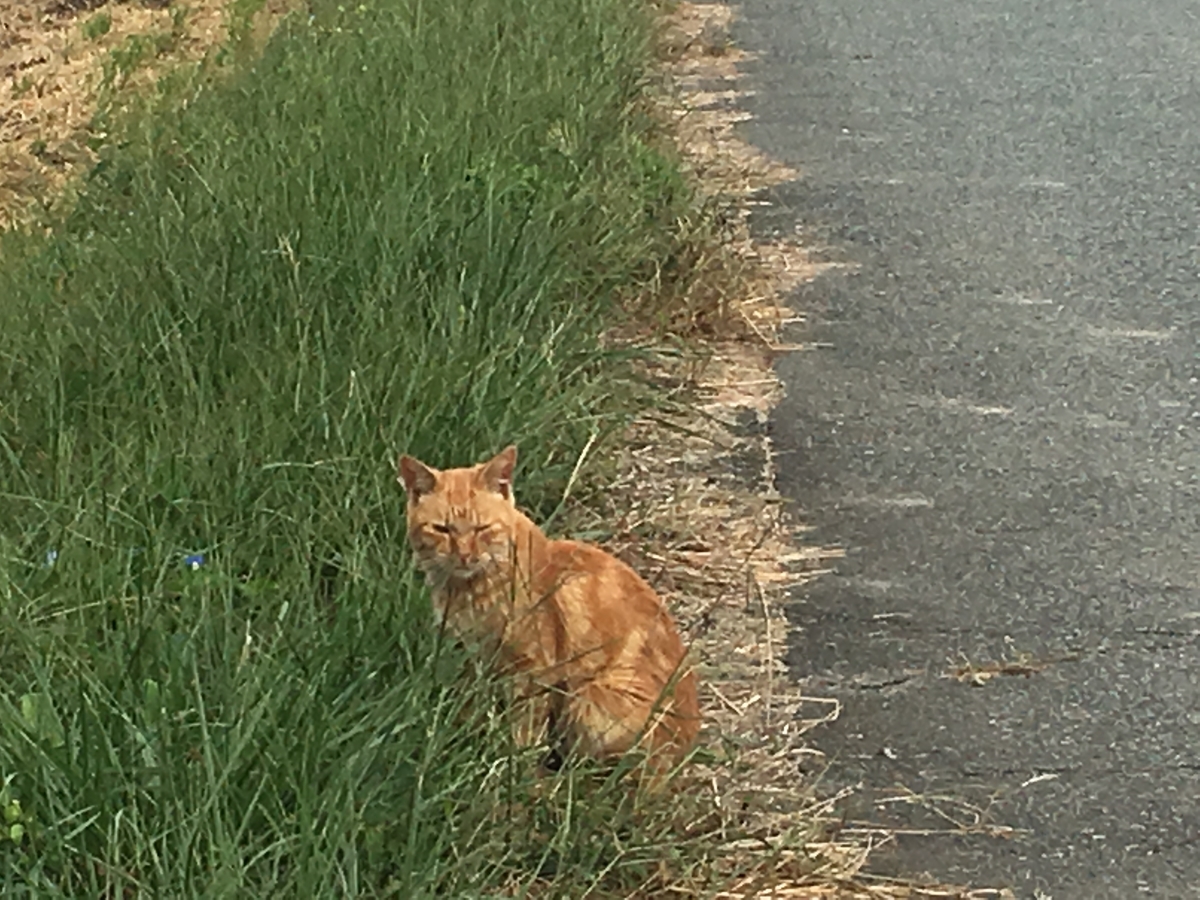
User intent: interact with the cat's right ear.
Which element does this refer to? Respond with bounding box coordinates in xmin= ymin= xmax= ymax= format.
xmin=478 ymin=444 xmax=517 ymax=502
xmin=397 ymin=454 xmax=438 ymax=498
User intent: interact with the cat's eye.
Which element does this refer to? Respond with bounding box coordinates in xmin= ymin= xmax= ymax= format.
xmin=432 ymin=524 xmax=453 ymax=534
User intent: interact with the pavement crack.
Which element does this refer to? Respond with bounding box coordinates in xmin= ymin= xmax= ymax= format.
xmin=849 ymin=669 xmax=926 ymax=691
xmin=1132 ymin=626 xmax=1200 ymax=638
xmin=943 ymin=652 xmax=1080 ymax=685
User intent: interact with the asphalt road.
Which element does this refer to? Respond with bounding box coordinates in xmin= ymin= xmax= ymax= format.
xmin=735 ymin=1 xmax=1200 ymax=896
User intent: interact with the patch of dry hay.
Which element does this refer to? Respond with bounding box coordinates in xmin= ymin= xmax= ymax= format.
xmin=638 ymin=2 xmax=839 ymax=345
xmin=658 ymin=2 xmax=796 ymax=195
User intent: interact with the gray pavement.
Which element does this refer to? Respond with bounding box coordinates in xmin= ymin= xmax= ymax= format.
xmin=735 ymin=0 xmax=1200 ymax=896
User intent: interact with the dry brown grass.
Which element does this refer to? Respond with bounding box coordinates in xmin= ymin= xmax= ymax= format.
xmin=563 ymin=4 xmax=1001 ymax=897
xmin=620 ymin=2 xmax=837 ymax=342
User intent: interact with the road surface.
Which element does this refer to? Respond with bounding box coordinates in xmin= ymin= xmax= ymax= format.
xmin=736 ymin=0 xmax=1200 ymax=895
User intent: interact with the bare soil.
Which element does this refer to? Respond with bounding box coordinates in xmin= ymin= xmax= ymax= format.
xmin=0 ymin=0 xmax=286 ymax=229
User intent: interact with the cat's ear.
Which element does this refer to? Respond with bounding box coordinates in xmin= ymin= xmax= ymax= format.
xmin=478 ymin=445 xmax=517 ymax=501
xmin=397 ymin=454 xmax=439 ymax=498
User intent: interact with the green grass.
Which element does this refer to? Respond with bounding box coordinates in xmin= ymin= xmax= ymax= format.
xmin=0 ymin=0 xmax=704 ymax=895
xmin=81 ymin=11 xmax=113 ymax=43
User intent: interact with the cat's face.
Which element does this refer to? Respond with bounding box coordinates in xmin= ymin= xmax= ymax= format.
xmin=398 ymin=446 xmax=518 ymax=580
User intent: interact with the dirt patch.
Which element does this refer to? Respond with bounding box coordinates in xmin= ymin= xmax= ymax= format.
xmin=0 ymin=0 xmax=288 ymax=229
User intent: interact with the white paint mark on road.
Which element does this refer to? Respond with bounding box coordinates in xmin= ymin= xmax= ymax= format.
xmin=856 ymin=579 xmax=897 ymax=593
xmin=1020 ymin=772 xmax=1061 ymax=789
xmin=1087 ymin=325 xmax=1174 ymax=341
xmin=841 ymin=495 xmax=934 ymax=509
xmin=939 ymin=396 xmax=1016 ymax=417
xmin=992 ymin=293 xmax=1056 ymax=306
xmin=1020 ymin=178 xmax=1069 ymax=189
xmin=1081 ymin=412 xmax=1129 ymax=430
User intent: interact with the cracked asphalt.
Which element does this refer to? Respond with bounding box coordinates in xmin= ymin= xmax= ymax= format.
xmin=735 ymin=0 xmax=1200 ymax=895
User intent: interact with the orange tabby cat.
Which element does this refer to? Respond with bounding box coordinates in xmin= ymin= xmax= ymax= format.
xmin=397 ymin=445 xmax=699 ymax=777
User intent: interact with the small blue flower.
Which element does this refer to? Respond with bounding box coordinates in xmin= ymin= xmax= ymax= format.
xmin=183 ymin=554 xmax=205 ymax=571
xmin=43 ymin=550 xmax=58 ymax=568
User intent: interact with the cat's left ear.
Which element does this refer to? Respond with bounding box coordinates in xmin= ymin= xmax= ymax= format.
xmin=478 ymin=445 xmax=517 ymax=501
